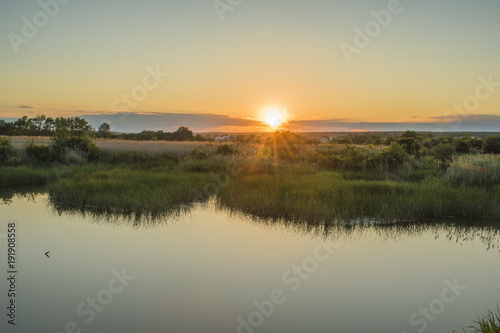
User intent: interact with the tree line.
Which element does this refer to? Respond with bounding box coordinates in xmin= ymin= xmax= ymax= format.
xmin=0 ymin=115 xmax=211 ymax=142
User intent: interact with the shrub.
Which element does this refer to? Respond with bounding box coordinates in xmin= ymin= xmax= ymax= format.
xmin=216 ymin=144 xmax=235 ymax=156
xmin=434 ymin=143 xmax=455 ymax=162
xmin=25 ymin=140 xmax=54 ymax=163
xmin=5 ymin=157 xmax=22 ymax=167
xmin=455 ymin=140 xmax=471 ymax=154
xmin=190 ymin=148 xmax=208 ymax=160
xmin=0 ymin=138 xmax=16 ymax=163
xmin=483 ymin=136 xmax=500 ymax=154
xmin=379 ymin=142 xmax=408 ymax=170
xmin=51 ymin=135 xmax=101 ymax=163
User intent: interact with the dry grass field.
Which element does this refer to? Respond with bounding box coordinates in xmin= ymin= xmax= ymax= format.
xmin=2 ymin=136 xmax=216 ymax=155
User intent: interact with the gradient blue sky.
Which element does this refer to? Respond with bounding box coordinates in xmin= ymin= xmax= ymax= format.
xmin=1 ymin=0 xmax=499 ymax=132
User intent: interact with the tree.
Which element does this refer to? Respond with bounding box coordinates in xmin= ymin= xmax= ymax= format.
xmin=400 ymin=130 xmax=419 ymax=139
xmin=483 ymin=136 xmax=500 ymax=154
xmin=98 ymin=123 xmax=111 ymax=138
xmin=30 ymin=114 xmax=46 ymax=134
xmin=171 ymin=127 xmax=193 ymax=141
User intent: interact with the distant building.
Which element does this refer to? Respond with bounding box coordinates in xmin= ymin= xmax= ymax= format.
xmin=215 ymin=135 xmax=232 ymax=142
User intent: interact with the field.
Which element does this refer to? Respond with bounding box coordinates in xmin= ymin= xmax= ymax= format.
xmin=3 ymin=135 xmax=214 ymax=155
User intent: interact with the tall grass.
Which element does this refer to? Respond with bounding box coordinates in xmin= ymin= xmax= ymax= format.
xmin=48 ymin=167 xmax=213 ymax=215
xmin=446 ymin=154 xmax=500 ymax=187
xmin=464 ymin=306 xmax=500 ymax=333
xmin=218 ymin=172 xmax=500 ymax=222
xmin=0 ymin=166 xmax=63 ymax=187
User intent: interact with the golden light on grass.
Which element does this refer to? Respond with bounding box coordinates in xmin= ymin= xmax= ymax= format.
xmin=262 ymin=106 xmax=287 ymax=129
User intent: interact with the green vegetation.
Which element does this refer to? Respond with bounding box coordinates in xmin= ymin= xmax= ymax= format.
xmin=464 ymin=306 xmax=500 ymax=333
xmin=3 ymin=124 xmax=500 ymax=221
xmin=446 ymin=154 xmax=500 ymax=187
xmin=48 ymin=165 xmax=213 ymax=215
xmin=0 ymin=137 xmax=16 ymax=163
xmin=218 ymin=169 xmax=500 ymax=222
xmin=0 ymin=166 xmax=65 ymax=187
xmin=483 ymin=136 xmax=500 ymax=154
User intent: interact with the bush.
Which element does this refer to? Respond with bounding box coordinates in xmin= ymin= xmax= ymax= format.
xmin=379 ymin=143 xmax=408 ymax=170
xmin=0 ymin=138 xmax=16 ymax=163
xmin=455 ymin=140 xmax=471 ymax=154
xmin=190 ymin=148 xmax=208 ymax=160
xmin=434 ymin=143 xmax=455 ymax=162
xmin=4 ymin=157 xmax=22 ymax=167
xmin=51 ymin=135 xmax=101 ymax=163
xmin=483 ymin=136 xmax=500 ymax=154
xmin=25 ymin=140 xmax=54 ymax=163
xmin=216 ymin=144 xmax=235 ymax=156
xmin=396 ymin=137 xmax=422 ymax=156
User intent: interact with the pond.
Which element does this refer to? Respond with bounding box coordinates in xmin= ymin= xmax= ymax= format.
xmin=1 ymin=190 xmax=499 ymax=333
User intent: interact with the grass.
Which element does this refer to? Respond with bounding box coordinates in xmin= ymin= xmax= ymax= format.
xmin=446 ymin=154 xmax=500 ymax=187
xmin=218 ymin=171 xmax=500 ymax=222
xmin=48 ymin=165 xmax=214 ymax=215
xmin=3 ymin=136 xmax=500 ymax=221
xmin=4 ymin=153 xmax=500 ymax=221
xmin=0 ymin=165 xmax=65 ymax=187
xmin=464 ymin=306 xmax=500 ymax=333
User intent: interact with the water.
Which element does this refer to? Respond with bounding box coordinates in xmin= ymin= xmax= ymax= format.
xmin=1 ymin=191 xmax=499 ymax=333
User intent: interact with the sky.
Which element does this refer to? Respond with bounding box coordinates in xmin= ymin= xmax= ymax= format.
xmin=1 ymin=0 xmax=499 ymax=132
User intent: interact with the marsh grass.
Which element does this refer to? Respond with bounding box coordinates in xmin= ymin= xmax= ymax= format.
xmin=446 ymin=154 xmax=500 ymax=187
xmin=48 ymin=166 xmax=213 ymax=215
xmin=218 ymin=172 xmax=500 ymax=222
xmin=464 ymin=306 xmax=500 ymax=333
xmin=0 ymin=166 xmax=63 ymax=187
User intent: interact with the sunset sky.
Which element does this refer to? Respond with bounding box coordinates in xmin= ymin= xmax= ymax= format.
xmin=1 ymin=0 xmax=499 ymax=132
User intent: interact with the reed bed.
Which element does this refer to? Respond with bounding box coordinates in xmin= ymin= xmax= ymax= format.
xmin=446 ymin=154 xmax=500 ymax=187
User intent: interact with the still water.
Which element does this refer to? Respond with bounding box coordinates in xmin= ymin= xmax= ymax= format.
xmin=1 ymin=191 xmax=499 ymax=333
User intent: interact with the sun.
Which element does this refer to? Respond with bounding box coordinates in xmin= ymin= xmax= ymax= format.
xmin=262 ymin=106 xmax=287 ymax=128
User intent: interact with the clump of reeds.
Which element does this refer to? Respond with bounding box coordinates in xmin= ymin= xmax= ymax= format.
xmin=463 ymin=306 xmax=500 ymax=333
xmin=446 ymin=154 xmax=500 ymax=187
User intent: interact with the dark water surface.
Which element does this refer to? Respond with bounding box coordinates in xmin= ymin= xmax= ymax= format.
xmin=1 ymin=192 xmax=499 ymax=333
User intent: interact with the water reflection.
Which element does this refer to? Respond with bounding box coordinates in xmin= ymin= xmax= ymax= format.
xmin=217 ymin=204 xmax=500 ymax=251
xmin=46 ymin=192 xmax=500 ymax=253
xmin=49 ymin=202 xmax=195 ymax=228
xmin=0 ymin=185 xmax=45 ymax=205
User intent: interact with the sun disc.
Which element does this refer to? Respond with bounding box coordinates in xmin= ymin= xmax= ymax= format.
xmin=262 ymin=106 xmax=287 ymax=128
